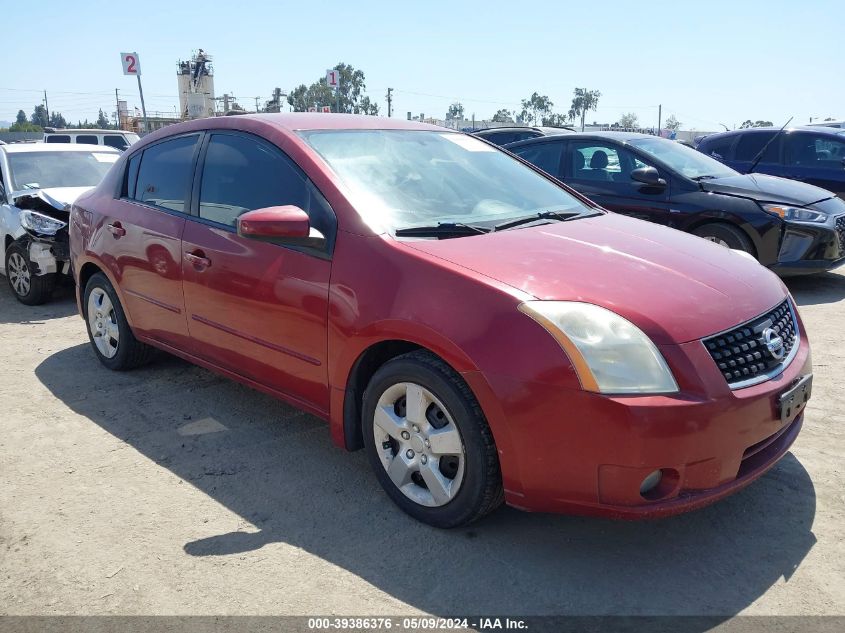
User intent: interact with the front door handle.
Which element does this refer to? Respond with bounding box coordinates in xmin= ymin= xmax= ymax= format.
xmin=106 ymin=222 xmax=126 ymax=237
xmin=185 ymin=251 xmax=211 ymax=269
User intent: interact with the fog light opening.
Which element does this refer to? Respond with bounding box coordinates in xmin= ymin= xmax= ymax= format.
xmin=640 ymin=468 xmax=681 ymax=501
xmin=639 ymin=469 xmax=663 ymax=496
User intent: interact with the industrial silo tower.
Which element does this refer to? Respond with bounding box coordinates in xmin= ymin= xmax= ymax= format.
xmin=177 ymin=49 xmax=215 ymax=119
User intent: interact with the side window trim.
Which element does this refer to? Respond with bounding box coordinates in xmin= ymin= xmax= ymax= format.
xmin=190 ymin=129 xmax=338 ymax=259
xmin=118 ymin=131 xmax=205 ymax=217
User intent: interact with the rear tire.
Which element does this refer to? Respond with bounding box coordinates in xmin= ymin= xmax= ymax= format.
xmin=83 ymin=272 xmax=155 ymax=370
xmin=362 ymin=350 xmax=503 ymax=528
xmin=5 ymin=242 xmax=54 ymax=305
xmin=692 ymin=223 xmax=754 ymax=255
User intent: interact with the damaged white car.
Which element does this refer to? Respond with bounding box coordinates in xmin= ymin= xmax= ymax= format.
xmin=0 ymin=144 xmax=119 ymax=304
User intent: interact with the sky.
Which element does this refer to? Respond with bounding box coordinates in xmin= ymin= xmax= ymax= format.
xmin=2 ymin=0 xmax=841 ymax=132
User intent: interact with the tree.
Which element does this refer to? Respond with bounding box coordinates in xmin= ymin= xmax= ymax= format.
xmin=491 ymin=109 xmax=514 ymax=124
xmin=569 ymin=88 xmax=601 ymax=132
xmin=9 ymin=121 xmax=42 ymax=132
xmin=618 ymin=112 xmax=638 ymax=129
xmin=49 ymin=112 xmax=67 ymax=129
xmin=15 ymin=110 xmax=27 ymax=126
xmin=519 ymin=92 xmax=553 ymax=126
xmin=446 ymin=102 xmax=464 ymax=120
xmin=287 ymin=63 xmax=380 ymax=114
xmin=740 ymin=119 xmax=773 ymax=129
xmin=96 ymin=109 xmax=111 ymax=129
xmin=664 ymin=114 xmax=681 ymax=131
xmin=541 ymin=113 xmax=569 ymax=127
xmin=31 ymin=105 xmax=48 ymax=128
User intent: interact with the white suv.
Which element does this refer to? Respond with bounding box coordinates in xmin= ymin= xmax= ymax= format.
xmin=43 ymin=128 xmax=140 ymax=151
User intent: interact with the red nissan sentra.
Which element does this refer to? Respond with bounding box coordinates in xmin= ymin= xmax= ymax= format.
xmin=69 ymin=114 xmax=812 ymax=527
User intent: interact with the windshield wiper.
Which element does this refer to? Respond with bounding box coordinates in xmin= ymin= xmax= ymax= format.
xmin=691 ymin=175 xmax=718 ymax=181
xmin=492 ymin=210 xmax=583 ymax=232
xmin=394 ymin=222 xmax=490 ymax=238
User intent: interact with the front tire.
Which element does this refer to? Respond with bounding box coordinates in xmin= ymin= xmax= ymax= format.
xmin=692 ymin=222 xmax=754 ymax=255
xmin=362 ymin=351 xmax=503 ymax=528
xmin=83 ymin=272 xmax=155 ymax=370
xmin=5 ymin=242 xmax=54 ymax=305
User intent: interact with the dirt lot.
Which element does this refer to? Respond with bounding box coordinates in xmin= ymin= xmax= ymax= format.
xmin=1 ymin=272 xmax=844 ymax=619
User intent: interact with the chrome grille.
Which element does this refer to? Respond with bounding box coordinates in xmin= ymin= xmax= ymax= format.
xmin=703 ymin=300 xmax=798 ymax=388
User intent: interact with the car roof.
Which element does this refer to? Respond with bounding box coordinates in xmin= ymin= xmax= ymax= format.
xmin=44 ymin=129 xmax=135 ymax=135
xmin=703 ymin=126 xmax=845 ymax=140
xmin=0 ymin=143 xmax=121 ymax=154
xmin=247 ymin=113 xmax=445 ymax=132
xmin=474 ymin=126 xmax=541 ymax=134
xmin=504 ymin=130 xmax=657 ymax=149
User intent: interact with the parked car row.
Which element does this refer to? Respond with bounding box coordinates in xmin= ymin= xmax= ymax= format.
xmin=503 ymin=131 xmax=845 ymax=275
xmin=44 ymin=113 xmax=813 ymax=528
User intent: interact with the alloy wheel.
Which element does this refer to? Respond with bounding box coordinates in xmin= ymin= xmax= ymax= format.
xmin=372 ymin=382 xmax=466 ymax=507
xmin=702 ymin=235 xmax=730 ymax=248
xmin=87 ymin=288 xmax=120 ymax=359
xmin=7 ymin=252 xmax=31 ymax=297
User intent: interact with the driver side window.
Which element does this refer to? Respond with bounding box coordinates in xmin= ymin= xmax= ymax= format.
xmin=567 ymin=142 xmax=651 ymax=182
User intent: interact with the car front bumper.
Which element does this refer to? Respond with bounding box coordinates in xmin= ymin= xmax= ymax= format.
xmin=770 ymin=218 xmax=845 ymax=276
xmin=471 ymin=328 xmax=812 ymax=519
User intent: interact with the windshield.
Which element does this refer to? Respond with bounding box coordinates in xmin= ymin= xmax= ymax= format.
xmin=8 ymin=151 xmax=118 ymax=191
xmin=299 ymin=130 xmax=593 ymax=232
xmin=629 ymin=137 xmax=737 ymax=180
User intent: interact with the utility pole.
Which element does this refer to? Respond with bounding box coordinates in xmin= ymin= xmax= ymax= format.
xmin=386 ymin=87 xmax=393 ymax=117
xmin=136 ymin=74 xmax=148 ymax=133
xmin=657 ymin=104 xmax=662 ymax=136
xmin=254 ymin=96 xmax=261 ymax=113
xmin=223 ymin=93 xmax=230 ymax=112
xmin=43 ymin=90 xmax=50 ymax=125
xmin=115 ymin=88 xmax=121 ymax=130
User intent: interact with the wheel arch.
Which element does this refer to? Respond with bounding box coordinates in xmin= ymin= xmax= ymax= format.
xmin=334 ymin=323 xmax=481 ymax=452
xmin=684 ymin=215 xmax=760 ymax=258
xmin=74 ymin=258 xmax=134 ymax=326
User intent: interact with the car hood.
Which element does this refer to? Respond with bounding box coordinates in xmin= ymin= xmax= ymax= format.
xmin=403 ymin=213 xmax=787 ymax=345
xmin=10 ymin=187 xmax=93 ymax=210
xmin=700 ymin=173 xmax=832 ymax=206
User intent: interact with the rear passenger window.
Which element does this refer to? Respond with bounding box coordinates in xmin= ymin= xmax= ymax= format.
xmin=735 ymin=133 xmax=779 ymax=163
xmin=46 ymin=135 xmax=71 ymax=143
xmin=76 ymin=135 xmax=99 ymax=145
xmin=104 ymin=135 xmax=129 ymax=150
xmin=198 ymin=133 xmax=335 ymax=250
xmin=512 ymin=143 xmax=563 ymax=177
xmin=134 ymin=135 xmax=198 ymax=212
xmin=702 ymin=136 xmax=735 ymax=160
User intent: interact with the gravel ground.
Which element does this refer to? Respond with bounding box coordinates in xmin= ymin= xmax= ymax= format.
xmin=0 ymin=272 xmax=843 ymax=619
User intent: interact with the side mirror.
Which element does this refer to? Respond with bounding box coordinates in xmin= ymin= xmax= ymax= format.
xmin=237 ymin=205 xmax=325 ymax=247
xmin=631 ymin=166 xmax=666 ymax=187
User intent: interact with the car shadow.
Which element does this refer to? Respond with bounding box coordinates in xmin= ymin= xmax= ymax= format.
xmin=0 ymin=277 xmax=78 ymax=323
xmin=785 ymin=271 xmax=845 ymax=306
xmin=35 ymin=344 xmax=817 ymax=619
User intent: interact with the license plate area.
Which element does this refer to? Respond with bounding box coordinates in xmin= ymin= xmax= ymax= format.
xmin=778 ymin=374 xmax=812 ymax=424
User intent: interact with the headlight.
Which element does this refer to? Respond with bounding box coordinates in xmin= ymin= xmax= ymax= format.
xmin=19 ymin=210 xmax=67 ymax=235
xmin=519 ymin=301 xmax=679 ymax=394
xmin=761 ymin=203 xmax=827 ymax=223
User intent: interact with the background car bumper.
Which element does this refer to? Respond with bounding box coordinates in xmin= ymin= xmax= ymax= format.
xmin=477 ymin=334 xmax=812 ymax=518
xmin=772 ymin=222 xmax=845 ymax=276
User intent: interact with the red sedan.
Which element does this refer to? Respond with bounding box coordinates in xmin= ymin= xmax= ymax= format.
xmin=69 ymin=114 xmax=812 ymax=527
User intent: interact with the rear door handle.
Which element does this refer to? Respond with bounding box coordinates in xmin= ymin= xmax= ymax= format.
xmin=106 ymin=222 xmax=126 ymax=237
xmin=185 ymin=251 xmax=211 ymax=269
